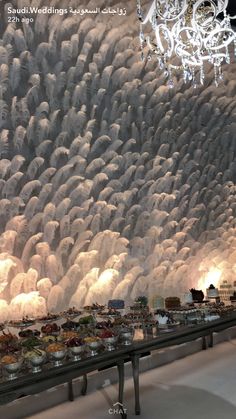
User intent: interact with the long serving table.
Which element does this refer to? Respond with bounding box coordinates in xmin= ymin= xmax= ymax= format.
xmin=1 ymin=314 xmax=236 ymax=418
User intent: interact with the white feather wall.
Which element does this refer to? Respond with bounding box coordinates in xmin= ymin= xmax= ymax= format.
xmin=0 ymin=0 xmax=236 ymax=319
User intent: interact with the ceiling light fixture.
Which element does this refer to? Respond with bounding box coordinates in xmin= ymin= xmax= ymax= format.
xmin=137 ymin=0 xmax=236 ymax=86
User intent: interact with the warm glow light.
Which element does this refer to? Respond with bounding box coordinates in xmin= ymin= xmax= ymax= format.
xmin=97 ymin=270 xmax=115 ymax=287
xmin=198 ymin=267 xmax=222 ymax=290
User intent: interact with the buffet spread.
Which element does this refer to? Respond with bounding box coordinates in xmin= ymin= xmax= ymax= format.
xmin=1 ymin=290 xmax=236 ymax=382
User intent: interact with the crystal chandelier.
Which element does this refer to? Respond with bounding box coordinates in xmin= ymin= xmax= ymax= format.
xmin=137 ymin=0 xmax=236 ymax=86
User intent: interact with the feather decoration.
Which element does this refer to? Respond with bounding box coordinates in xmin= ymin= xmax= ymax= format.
xmin=35 ymin=42 xmax=49 ymax=64
xmin=55 ymin=72 xmax=67 ymax=96
xmin=50 ymin=147 xmax=69 ymax=169
xmin=35 ymin=119 xmax=50 ymax=146
xmin=0 ymin=101 xmax=8 ymax=130
xmin=9 ymin=58 xmax=21 ymax=92
xmin=0 ymin=159 xmax=11 ymax=179
xmin=24 ymin=196 xmax=39 ymax=220
xmin=18 ymin=97 xmax=30 ymax=126
xmin=14 ymin=29 xmax=27 ymax=53
xmin=43 ymin=221 xmax=59 ymax=245
xmin=0 ymin=64 xmax=9 ymax=94
xmin=36 ymin=183 xmax=53 ymax=212
xmin=12 ymin=216 xmax=30 ymax=257
xmin=26 ymin=157 xmax=45 ymax=180
xmin=2 ymin=172 xmax=24 ymax=199
xmin=13 ymin=126 xmax=27 ymax=154
xmin=26 ymin=116 xmax=36 ymax=145
xmin=56 ymin=236 xmax=74 ymax=269
xmin=22 ymin=21 xmax=34 ymax=49
xmin=5 ymin=214 xmax=25 ymax=233
xmin=55 ymin=198 xmax=71 ymax=220
xmin=28 ymin=213 xmax=43 ymax=235
xmin=51 ymin=165 xmax=73 ymax=190
xmin=61 ymin=40 xmax=72 ymax=64
xmin=29 ymin=254 xmax=43 ymax=278
xmin=35 ymin=140 xmax=53 ymax=159
xmin=49 ymin=110 xmax=62 ymax=138
xmin=0 ymin=46 xmax=8 ymax=65
xmin=51 ymin=184 xmax=68 ymax=206
xmin=54 ymin=132 xmax=69 ymax=148
xmin=42 ymin=203 xmax=56 ymax=227
xmin=26 ymin=85 xmax=40 ymax=109
xmin=2 ymin=22 xmax=15 ymax=45
xmin=60 ymin=214 xmax=70 ymax=239
xmin=21 ymin=233 xmax=43 ymax=270
xmin=35 ymin=102 xmax=49 ymax=119
xmin=45 ymin=254 xmax=62 ymax=285
xmin=19 ymin=180 xmax=41 ymax=203
xmin=38 ymin=167 xmax=56 ymax=185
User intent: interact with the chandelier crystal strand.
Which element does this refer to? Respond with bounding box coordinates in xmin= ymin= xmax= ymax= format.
xmin=137 ymin=0 xmax=236 ymax=86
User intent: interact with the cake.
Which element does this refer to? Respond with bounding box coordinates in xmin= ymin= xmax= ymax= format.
xmin=150 ymin=295 xmax=165 ymax=310
xmin=206 ymin=284 xmax=219 ymax=298
xmin=230 ymin=291 xmax=236 ymax=302
xmin=134 ymin=296 xmax=148 ymax=307
xmin=182 ymin=292 xmax=193 ymax=304
xmin=108 ymin=299 xmax=125 ymax=309
xmin=219 ymin=280 xmax=232 ymax=303
xmin=165 ymin=297 xmax=181 ymax=310
xmin=190 ymin=288 xmax=204 ymax=302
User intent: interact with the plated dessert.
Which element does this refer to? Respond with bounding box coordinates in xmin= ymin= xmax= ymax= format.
xmin=100 ymin=308 xmax=121 ymax=317
xmin=41 ymin=323 xmax=60 ymax=335
xmin=1 ymin=354 xmax=23 ymax=380
xmin=38 ymin=313 xmax=61 ymax=323
xmin=46 ymin=343 xmax=67 ymax=366
xmin=62 ymin=307 xmax=82 ymax=318
xmin=65 ymin=337 xmax=85 ymax=361
xmin=61 ymin=320 xmax=80 ymax=331
xmin=19 ymin=329 xmax=40 ymax=338
xmin=8 ymin=317 xmax=35 ymax=328
xmin=154 ymin=310 xmax=176 ymax=328
xmin=83 ymin=303 xmax=105 ymax=312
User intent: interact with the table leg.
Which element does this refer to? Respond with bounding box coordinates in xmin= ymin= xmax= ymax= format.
xmin=208 ymin=332 xmax=214 ymax=348
xmin=81 ymin=374 xmax=87 ymax=396
xmin=118 ymin=361 xmax=124 ymax=405
xmin=68 ymin=380 xmax=74 ymax=401
xmin=131 ymin=354 xmax=141 ymax=415
xmin=117 ymin=361 xmax=127 ymax=419
xmin=202 ymin=336 xmax=207 ymax=350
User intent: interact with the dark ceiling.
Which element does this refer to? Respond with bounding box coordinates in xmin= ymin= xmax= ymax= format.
xmin=227 ymin=0 xmax=236 ymax=16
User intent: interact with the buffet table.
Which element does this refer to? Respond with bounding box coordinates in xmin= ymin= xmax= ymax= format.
xmin=1 ymin=312 xmax=236 ymax=418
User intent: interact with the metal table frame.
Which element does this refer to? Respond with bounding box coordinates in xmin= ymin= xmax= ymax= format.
xmin=130 ymin=314 xmax=236 ymax=415
xmin=0 ymin=348 xmax=130 ymax=419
